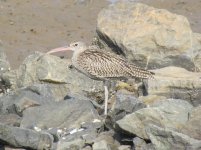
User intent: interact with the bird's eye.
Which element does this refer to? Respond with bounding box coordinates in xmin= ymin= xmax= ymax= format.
xmin=74 ymin=43 xmax=78 ymax=46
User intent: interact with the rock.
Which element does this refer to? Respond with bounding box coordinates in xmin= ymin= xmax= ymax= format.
xmin=1 ymin=70 xmax=18 ymax=90
xmin=111 ymin=90 xmax=146 ymax=114
xmin=82 ymin=146 xmax=92 ymax=150
xmin=148 ymin=66 xmax=201 ymax=106
xmin=93 ymin=140 xmax=111 ymax=150
xmin=0 ymin=84 xmax=60 ymax=115
xmin=180 ymin=106 xmax=201 ymax=140
xmin=133 ymin=137 xmax=154 ymax=150
xmin=139 ymin=95 xmax=167 ymax=106
xmin=147 ymin=124 xmax=201 ymax=150
xmin=106 ymin=90 xmax=146 ymax=128
xmin=116 ymin=99 xmax=193 ymax=139
xmin=191 ymin=33 xmax=201 ymax=71
xmin=0 ymin=123 xmax=53 ymax=150
xmin=56 ymin=138 xmax=85 ymax=150
xmin=0 ymin=43 xmax=10 ymax=75
xmin=46 ymin=128 xmax=62 ymax=142
xmin=0 ymin=114 xmax=21 ymax=126
xmin=80 ymin=121 xmax=102 ymax=144
xmin=4 ymin=146 xmax=26 ymax=150
xmin=94 ymin=131 xmax=120 ymax=147
xmin=97 ymin=2 xmax=201 ymax=71
xmin=61 ymin=126 xmax=98 ymax=144
xmin=118 ymin=145 xmax=131 ymax=150
xmin=2 ymin=52 xmax=104 ymax=98
xmin=20 ymin=97 xmax=100 ymax=129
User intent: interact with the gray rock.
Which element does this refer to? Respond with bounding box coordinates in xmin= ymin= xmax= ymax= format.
xmin=0 ymin=84 xmax=60 ymax=115
xmin=94 ymin=131 xmax=120 ymax=147
xmin=81 ymin=146 xmax=92 ymax=150
xmin=93 ymin=140 xmax=112 ymax=150
xmin=1 ymin=70 xmax=18 ymax=90
xmin=116 ymin=99 xmax=193 ymax=139
xmin=148 ymin=66 xmax=201 ymax=106
xmin=0 ymin=123 xmax=53 ymax=150
xmin=139 ymin=95 xmax=167 ymax=106
xmin=147 ymin=124 xmax=201 ymax=150
xmin=180 ymin=106 xmax=201 ymax=140
xmin=112 ymin=90 xmax=146 ymax=114
xmin=118 ymin=145 xmax=131 ymax=150
xmin=133 ymin=137 xmax=154 ymax=150
xmin=106 ymin=90 xmax=146 ymax=128
xmin=4 ymin=146 xmax=26 ymax=150
xmin=19 ymin=52 xmax=103 ymax=95
xmin=0 ymin=114 xmax=21 ymax=126
xmin=56 ymin=138 xmax=85 ymax=150
xmin=97 ymin=2 xmax=201 ymax=71
xmin=61 ymin=127 xmax=98 ymax=144
xmin=20 ymin=97 xmax=100 ymax=129
xmin=0 ymin=43 xmax=10 ymax=75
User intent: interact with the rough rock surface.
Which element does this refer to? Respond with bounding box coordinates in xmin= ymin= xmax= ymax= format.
xmin=147 ymin=125 xmax=201 ymax=150
xmin=148 ymin=66 xmax=201 ymax=106
xmin=180 ymin=106 xmax=201 ymax=140
xmin=116 ymin=99 xmax=193 ymax=139
xmin=97 ymin=2 xmax=201 ymax=71
xmin=0 ymin=123 xmax=53 ymax=150
xmin=56 ymin=138 xmax=85 ymax=150
xmin=1 ymin=52 xmax=103 ymax=95
xmin=0 ymin=84 xmax=61 ymax=115
xmin=20 ymin=97 xmax=100 ymax=129
xmin=93 ymin=140 xmax=111 ymax=150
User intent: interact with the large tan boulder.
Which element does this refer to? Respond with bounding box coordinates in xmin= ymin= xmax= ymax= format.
xmin=97 ymin=2 xmax=201 ymax=71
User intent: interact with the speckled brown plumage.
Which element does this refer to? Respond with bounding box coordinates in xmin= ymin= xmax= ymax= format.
xmin=47 ymin=41 xmax=154 ymax=115
xmin=74 ymin=46 xmax=154 ymax=81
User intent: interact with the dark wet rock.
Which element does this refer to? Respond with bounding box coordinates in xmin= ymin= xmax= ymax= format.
xmin=56 ymin=138 xmax=85 ymax=150
xmin=21 ymin=97 xmax=100 ymax=129
xmin=116 ymin=99 xmax=193 ymax=139
xmin=0 ymin=123 xmax=53 ymax=150
xmin=0 ymin=114 xmax=21 ymax=126
xmin=133 ymin=137 xmax=154 ymax=150
xmin=146 ymin=124 xmax=201 ymax=150
xmin=97 ymin=2 xmax=201 ymax=71
xmin=148 ymin=66 xmax=201 ymax=106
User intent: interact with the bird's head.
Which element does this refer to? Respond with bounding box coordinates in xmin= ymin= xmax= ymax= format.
xmin=46 ymin=41 xmax=87 ymax=54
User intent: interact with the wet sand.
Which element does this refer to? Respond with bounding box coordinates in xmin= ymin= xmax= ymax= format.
xmin=0 ymin=0 xmax=200 ymax=68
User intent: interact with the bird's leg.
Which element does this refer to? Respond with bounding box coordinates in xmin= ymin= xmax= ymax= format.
xmin=103 ymin=81 xmax=110 ymax=115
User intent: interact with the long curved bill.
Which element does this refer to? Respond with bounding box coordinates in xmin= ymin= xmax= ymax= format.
xmin=46 ymin=46 xmax=73 ymax=54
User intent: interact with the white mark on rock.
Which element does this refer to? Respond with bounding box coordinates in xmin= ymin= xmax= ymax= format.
xmin=93 ymin=119 xmax=101 ymax=123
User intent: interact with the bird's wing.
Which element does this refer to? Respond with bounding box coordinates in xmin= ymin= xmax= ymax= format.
xmin=77 ymin=48 xmax=154 ymax=79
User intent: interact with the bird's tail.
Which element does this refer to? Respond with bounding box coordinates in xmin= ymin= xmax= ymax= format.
xmin=127 ymin=64 xmax=155 ymax=79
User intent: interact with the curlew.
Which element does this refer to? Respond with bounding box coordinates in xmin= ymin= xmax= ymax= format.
xmin=46 ymin=42 xmax=154 ymax=115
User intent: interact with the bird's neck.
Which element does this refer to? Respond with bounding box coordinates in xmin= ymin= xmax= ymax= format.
xmin=72 ymin=47 xmax=87 ymax=63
